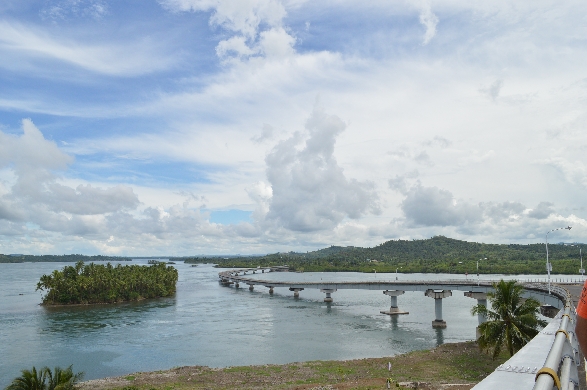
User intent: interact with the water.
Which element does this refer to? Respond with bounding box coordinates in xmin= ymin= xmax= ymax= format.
xmin=0 ymin=261 xmax=575 ymax=386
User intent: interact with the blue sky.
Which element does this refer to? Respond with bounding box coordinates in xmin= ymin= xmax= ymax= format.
xmin=1 ymin=0 xmax=586 ymax=255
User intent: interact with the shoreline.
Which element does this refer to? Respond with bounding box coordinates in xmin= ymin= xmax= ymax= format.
xmin=79 ymin=341 xmax=507 ymax=390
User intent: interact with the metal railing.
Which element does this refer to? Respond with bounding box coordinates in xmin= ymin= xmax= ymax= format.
xmin=533 ymin=288 xmax=581 ymax=390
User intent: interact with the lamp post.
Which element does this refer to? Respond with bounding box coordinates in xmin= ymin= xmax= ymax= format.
xmin=546 ymin=226 xmax=572 ymax=294
xmin=580 ymin=248 xmax=585 ymax=278
xmin=477 ymin=258 xmax=487 ymax=286
xmin=395 ymin=267 xmax=402 ymax=280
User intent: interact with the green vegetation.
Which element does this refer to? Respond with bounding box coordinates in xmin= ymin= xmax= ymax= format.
xmin=186 ymin=235 xmax=584 ymax=274
xmin=78 ymin=342 xmax=507 ymax=389
xmin=472 ymin=280 xmax=547 ymax=358
xmin=5 ymin=365 xmax=83 ymax=390
xmin=0 ymin=254 xmax=130 ymax=264
xmin=36 ymin=261 xmax=178 ymax=305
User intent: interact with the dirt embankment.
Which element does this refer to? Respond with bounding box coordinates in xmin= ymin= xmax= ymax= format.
xmin=79 ymin=341 xmax=506 ymax=390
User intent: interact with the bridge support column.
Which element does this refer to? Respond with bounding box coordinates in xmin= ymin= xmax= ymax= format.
xmin=425 ymin=289 xmax=452 ymax=328
xmin=235 ymin=282 xmax=239 ymax=288
xmin=289 ymin=287 xmax=304 ymax=298
xmin=267 ymin=286 xmax=274 ymax=295
xmin=321 ymin=289 xmax=337 ymax=303
xmin=248 ymin=284 xmax=254 ymax=291
xmin=380 ymin=290 xmax=409 ymax=315
xmin=464 ymin=292 xmax=487 ymax=325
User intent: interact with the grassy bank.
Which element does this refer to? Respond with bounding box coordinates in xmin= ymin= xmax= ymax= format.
xmin=79 ymin=341 xmax=507 ymax=390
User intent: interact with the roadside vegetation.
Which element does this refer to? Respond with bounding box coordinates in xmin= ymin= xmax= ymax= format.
xmin=36 ymin=261 xmax=178 ymax=305
xmin=182 ymin=235 xmax=584 ymax=275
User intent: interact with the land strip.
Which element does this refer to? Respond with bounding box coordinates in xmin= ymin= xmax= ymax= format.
xmin=79 ymin=341 xmax=507 ymax=390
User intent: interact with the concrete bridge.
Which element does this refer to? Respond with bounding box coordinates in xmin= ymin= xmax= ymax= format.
xmin=218 ymin=267 xmax=585 ymax=389
xmin=218 ymin=267 xmax=568 ymax=327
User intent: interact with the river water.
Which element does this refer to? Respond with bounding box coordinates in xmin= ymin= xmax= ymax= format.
xmin=0 ymin=261 xmax=573 ymax=386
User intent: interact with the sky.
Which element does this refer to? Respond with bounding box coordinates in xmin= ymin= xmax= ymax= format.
xmin=0 ymin=0 xmax=586 ymax=256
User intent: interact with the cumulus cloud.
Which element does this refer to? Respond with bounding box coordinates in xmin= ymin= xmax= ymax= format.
xmin=400 ymin=183 xmax=482 ymax=227
xmin=528 ymin=202 xmax=555 ymax=219
xmin=418 ymin=1 xmax=438 ymax=45
xmin=159 ymin=0 xmax=295 ymax=60
xmin=0 ymin=119 xmax=139 ymax=226
xmin=262 ymin=106 xmax=380 ymax=232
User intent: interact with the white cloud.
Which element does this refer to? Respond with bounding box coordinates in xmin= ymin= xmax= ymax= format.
xmin=159 ymin=0 xmax=295 ymax=60
xmin=0 ymin=21 xmax=175 ymax=76
xmin=418 ymin=1 xmax=438 ymax=45
xmin=40 ymin=0 xmax=109 ymax=21
xmin=400 ymin=183 xmax=482 ymax=227
xmin=263 ymin=106 xmax=380 ymax=232
xmin=543 ymin=157 xmax=587 ymax=188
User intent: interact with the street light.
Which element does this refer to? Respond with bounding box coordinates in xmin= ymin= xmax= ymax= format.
xmin=580 ymin=248 xmax=585 ymax=278
xmin=477 ymin=258 xmax=487 ymax=286
xmin=395 ymin=267 xmax=402 ymax=280
xmin=546 ymin=226 xmax=572 ymax=294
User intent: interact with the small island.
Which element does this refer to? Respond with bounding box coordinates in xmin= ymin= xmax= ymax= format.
xmin=36 ymin=261 xmax=178 ymax=305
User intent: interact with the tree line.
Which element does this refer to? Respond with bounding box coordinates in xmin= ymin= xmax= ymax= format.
xmin=0 ymin=254 xmax=131 ymax=263
xmin=36 ymin=261 xmax=178 ymax=305
xmin=185 ymin=236 xmax=585 ymax=275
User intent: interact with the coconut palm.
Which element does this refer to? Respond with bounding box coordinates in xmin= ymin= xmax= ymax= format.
xmin=472 ymin=279 xmax=547 ymax=359
xmin=5 ymin=366 xmax=83 ymax=390
xmin=5 ymin=367 xmax=46 ymax=390
xmin=45 ymin=366 xmax=83 ymax=390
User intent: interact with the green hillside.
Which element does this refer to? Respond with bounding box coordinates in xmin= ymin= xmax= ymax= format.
xmin=196 ymin=236 xmax=585 ymax=275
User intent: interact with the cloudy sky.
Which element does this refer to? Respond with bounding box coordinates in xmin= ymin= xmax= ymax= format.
xmin=0 ymin=0 xmax=585 ymax=256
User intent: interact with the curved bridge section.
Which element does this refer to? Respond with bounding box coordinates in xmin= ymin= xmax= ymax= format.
xmin=219 ymin=268 xmax=583 ymax=389
xmin=218 ymin=267 xmax=568 ymax=326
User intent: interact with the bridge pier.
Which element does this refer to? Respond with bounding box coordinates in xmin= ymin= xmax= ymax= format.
xmin=235 ymin=282 xmax=239 ymax=288
xmin=321 ymin=289 xmax=336 ymax=303
xmin=267 ymin=286 xmax=274 ymax=294
xmin=425 ymin=289 xmax=452 ymax=328
xmin=380 ymin=290 xmax=409 ymax=315
xmin=464 ymin=292 xmax=487 ymax=325
xmin=289 ymin=287 xmax=304 ymax=298
xmin=248 ymin=284 xmax=254 ymax=291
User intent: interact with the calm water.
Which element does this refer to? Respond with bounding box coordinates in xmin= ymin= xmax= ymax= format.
xmin=0 ymin=261 xmax=569 ymax=386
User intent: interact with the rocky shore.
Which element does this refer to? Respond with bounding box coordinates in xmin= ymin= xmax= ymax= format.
xmin=79 ymin=341 xmax=506 ymax=390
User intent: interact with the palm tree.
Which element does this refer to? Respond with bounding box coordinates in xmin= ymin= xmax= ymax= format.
xmin=5 ymin=367 xmax=46 ymax=390
xmin=5 ymin=366 xmax=83 ymax=390
xmin=472 ymin=279 xmax=547 ymax=359
xmin=44 ymin=366 xmax=83 ymax=390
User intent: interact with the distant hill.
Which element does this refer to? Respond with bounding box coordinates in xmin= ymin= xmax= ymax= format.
xmin=0 ymin=254 xmax=131 ymax=263
xmin=204 ymin=236 xmax=585 ymax=275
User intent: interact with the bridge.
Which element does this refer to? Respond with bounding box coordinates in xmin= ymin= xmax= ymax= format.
xmin=218 ymin=267 xmax=585 ymax=389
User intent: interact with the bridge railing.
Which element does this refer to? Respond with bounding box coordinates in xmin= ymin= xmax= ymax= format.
xmin=533 ymin=288 xmax=581 ymax=390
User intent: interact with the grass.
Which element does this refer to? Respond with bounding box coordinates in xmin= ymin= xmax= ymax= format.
xmin=79 ymin=341 xmax=508 ymax=390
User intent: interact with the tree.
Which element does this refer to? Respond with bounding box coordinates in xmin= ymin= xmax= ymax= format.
xmin=5 ymin=366 xmax=83 ymax=390
xmin=472 ymin=279 xmax=547 ymax=359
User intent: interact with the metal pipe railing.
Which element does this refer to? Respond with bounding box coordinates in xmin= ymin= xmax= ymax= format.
xmin=533 ymin=291 xmax=579 ymax=390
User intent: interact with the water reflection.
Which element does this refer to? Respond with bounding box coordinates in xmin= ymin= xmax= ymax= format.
xmin=40 ymin=297 xmax=176 ymax=335
xmin=435 ymin=328 xmax=444 ymax=345
xmin=389 ymin=315 xmax=399 ymax=330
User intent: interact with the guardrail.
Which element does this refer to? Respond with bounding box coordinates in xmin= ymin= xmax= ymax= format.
xmin=533 ymin=287 xmax=581 ymax=390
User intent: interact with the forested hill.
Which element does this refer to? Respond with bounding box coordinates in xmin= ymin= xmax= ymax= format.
xmin=192 ymin=236 xmax=585 ymax=275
